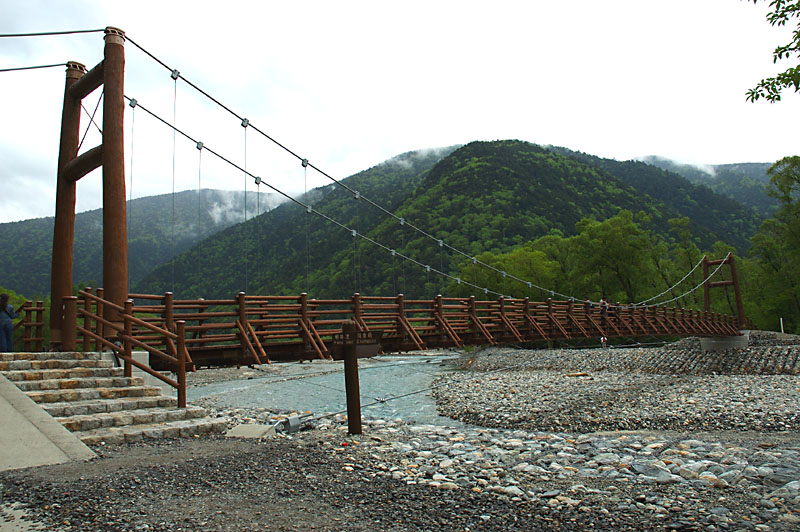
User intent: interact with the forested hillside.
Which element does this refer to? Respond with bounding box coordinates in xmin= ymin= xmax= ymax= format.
xmin=136 ymin=140 xmax=761 ymax=301
xmin=135 ymin=147 xmax=459 ymax=298
xmin=642 ymin=156 xmax=775 ymax=215
xmin=0 ymin=189 xmax=282 ymax=297
xmin=550 ymin=148 xmax=764 ymax=247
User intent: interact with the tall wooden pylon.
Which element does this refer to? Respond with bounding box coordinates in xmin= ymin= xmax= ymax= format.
xmin=50 ymin=27 xmax=128 ymax=348
xmin=702 ymin=254 xmax=746 ymax=329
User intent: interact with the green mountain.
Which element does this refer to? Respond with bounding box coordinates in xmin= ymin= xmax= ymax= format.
xmin=135 ymin=140 xmax=761 ymax=300
xmin=0 ymin=189 xmax=282 ymax=297
xmin=550 ymin=148 xmax=763 ymax=248
xmin=641 ymin=156 xmax=775 ymax=215
xmin=134 ymin=146 xmax=459 ymax=299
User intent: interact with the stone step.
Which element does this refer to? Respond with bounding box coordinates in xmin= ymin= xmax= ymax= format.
xmin=78 ymin=417 xmax=229 ymax=445
xmin=57 ymin=405 xmax=208 ymax=432
xmin=26 ymin=385 xmax=162 ymax=404
xmin=1 ymin=366 xmax=124 ymax=382
xmin=41 ymin=396 xmax=177 ymax=417
xmin=13 ymin=376 xmax=144 ymax=392
xmin=0 ymin=359 xmax=114 ymax=371
xmin=0 ymin=352 xmax=102 ymax=362
xmin=3 ymin=351 xmax=224 ymax=445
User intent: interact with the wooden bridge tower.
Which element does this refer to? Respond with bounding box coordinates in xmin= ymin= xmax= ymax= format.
xmin=702 ymin=255 xmax=746 ymax=328
xmin=50 ymin=27 xmax=128 ymax=347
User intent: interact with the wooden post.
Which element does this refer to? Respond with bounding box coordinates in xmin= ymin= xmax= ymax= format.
xmin=34 ymin=300 xmax=43 ymax=352
xmin=236 ymin=291 xmax=247 ymax=324
xmin=163 ymin=292 xmax=175 ymax=332
xmin=300 ymin=292 xmax=309 ymax=322
xmin=82 ymin=289 xmax=92 ymax=352
xmin=435 ymin=294 xmax=443 ymax=338
xmin=702 ymin=255 xmax=710 ymax=313
xmin=102 ymin=27 xmax=128 ymax=325
xmin=95 ymin=287 xmax=104 ymax=351
xmin=352 ymin=293 xmax=362 ymax=329
xmin=176 ymin=320 xmax=187 ymax=408
xmin=123 ymin=300 xmax=133 ymax=378
xmin=21 ymin=302 xmax=31 ymax=352
xmin=728 ymin=255 xmax=746 ymax=329
xmin=236 ymin=292 xmax=246 ymax=365
xmin=299 ymin=292 xmax=309 ymax=352
xmin=62 ymin=296 xmax=78 ymax=352
xmin=342 ymin=320 xmax=362 ymax=435
xmin=50 ymin=61 xmax=86 ymax=347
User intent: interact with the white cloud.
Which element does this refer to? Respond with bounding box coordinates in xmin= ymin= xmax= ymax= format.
xmin=1 ymin=0 xmax=798 ymax=222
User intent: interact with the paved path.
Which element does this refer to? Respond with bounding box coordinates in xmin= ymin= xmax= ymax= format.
xmin=0 ymin=375 xmax=95 ymax=473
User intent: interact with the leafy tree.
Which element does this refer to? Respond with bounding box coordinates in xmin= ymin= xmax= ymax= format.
xmin=747 ymin=157 xmax=800 ymax=330
xmin=571 ymin=210 xmax=655 ymax=302
xmin=746 ymin=1 xmax=800 ymax=102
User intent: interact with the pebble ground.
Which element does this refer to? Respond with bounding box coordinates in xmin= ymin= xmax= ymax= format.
xmin=1 ymin=331 xmax=799 ymax=531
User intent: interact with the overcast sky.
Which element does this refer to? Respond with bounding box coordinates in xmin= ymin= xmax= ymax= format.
xmin=1 ymin=0 xmax=797 ymax=223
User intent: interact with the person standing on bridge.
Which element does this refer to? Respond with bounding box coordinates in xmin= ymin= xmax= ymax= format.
xmin=0 ymin=293 xmax=19 ymax=352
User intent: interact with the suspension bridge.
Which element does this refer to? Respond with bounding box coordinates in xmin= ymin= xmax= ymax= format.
xmin=5 ymin=27 xmax=749 ymax=408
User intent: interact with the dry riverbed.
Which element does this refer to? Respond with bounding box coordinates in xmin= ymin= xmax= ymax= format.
xmin=2 ymin=332 xmax=800 ymax=531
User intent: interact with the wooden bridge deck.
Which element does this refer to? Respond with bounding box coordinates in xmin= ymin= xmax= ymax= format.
xmin=66 ymin=291 xmax=744 ymax=369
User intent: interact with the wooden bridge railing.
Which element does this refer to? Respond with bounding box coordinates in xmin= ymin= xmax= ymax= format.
xmin=12 ymin=300 xmax=45 ymax=352
xmin=44 ymin=289 xmax=743 ymax=368
xmin=56 ymin=290 xmax=191 ymax=407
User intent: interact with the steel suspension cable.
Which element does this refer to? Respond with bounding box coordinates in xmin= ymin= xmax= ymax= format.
xmin=257 ymin=178 xmax=262 ymax=289
xmin=0 ymin=62 xmax=66 ymax=72
xmin=77 ymin=90 xmax=103 ymax=153
xmin=124 ymin=95 xmax=505 ymax=298
xmin=197 ymin=144 xmax=204 ymax=293
xmin=242 ymin=120 xmax=249 ymax=293
xmin=123 ymin=37 xmax=522 ymax=295
xmin=0 ymin=29 xmax=104 ymax=38
xmin=171 ymin=73 xmax=178 ymax=293
xmin=304 ymin=160 xmax=310 ymax=293
xmin=650 ymin=252 xmax=732 ymax=307
xmin=125 ymin=36 xmax=724 ymax=306
xmin=128 ymin=100 xmax=136 ymax=293
xmin=632 ymin=254 xmax=706 ymax=306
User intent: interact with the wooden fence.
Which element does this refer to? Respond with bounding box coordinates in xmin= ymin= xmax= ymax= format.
xmin=54 ymin=289 xmax=746 ymax=369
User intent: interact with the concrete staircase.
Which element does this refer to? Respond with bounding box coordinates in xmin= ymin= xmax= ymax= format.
xmin=0 ymin=352 xmax=226 ymax=444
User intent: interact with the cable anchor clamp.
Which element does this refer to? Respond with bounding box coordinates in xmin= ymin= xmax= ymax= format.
xmin=241 ymin=118 xmax=249 ymax=128
xmin=196 ymin=141 xmax=203 ymax=151
xmin=128 ymin=98 xmax=137 ymax=108
xmin=301 ymin=158 xmax=309 ymax=168
xmin=170 ymin=69 xmax=180 ymax=80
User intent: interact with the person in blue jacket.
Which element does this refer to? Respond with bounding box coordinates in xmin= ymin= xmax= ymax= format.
xmin=0 ymin=293 xmax=19 ymax=352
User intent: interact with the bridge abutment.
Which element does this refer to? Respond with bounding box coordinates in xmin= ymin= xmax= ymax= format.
xmin=700 ymin=330 xmax=750 ymax=352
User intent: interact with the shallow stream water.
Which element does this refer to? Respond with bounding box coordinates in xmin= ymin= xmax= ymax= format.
xmin=187 ymin=353 xmax=465 ymax=426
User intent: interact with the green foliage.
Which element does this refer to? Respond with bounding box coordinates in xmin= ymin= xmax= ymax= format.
xmin=0 ymin=189 xmax=279 ymax=298
xmin=745 ymin=157 xmax=800 ymax=331
xmin=746 ymin=1 xmax=800 ymax=102
xmin=643 ymin=157 xmax=777 ymax=216
xmin=549 ymin=147 xmax=764 ymax=249
xmin=446 ymin=210 xmax=742 ymax=318
xmin=136 ymin=147 xmax=460 ymax=299
xmin=137 ymin=141 xmax=765 ymax=305
xmin=572 ymin=211 xmax=654 ymax=302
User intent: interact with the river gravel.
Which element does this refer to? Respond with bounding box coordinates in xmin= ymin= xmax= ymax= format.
xmin=2 ymin=332 xmax=800 ymax=531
